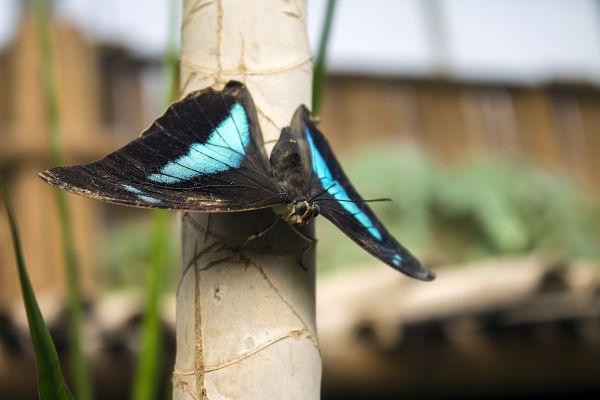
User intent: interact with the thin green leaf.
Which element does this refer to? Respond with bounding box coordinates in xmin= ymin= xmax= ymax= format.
xmin=312 ymin=0 xmax=337 ymax=114
xmin=33 ymin=1 xmax=92 ymax=398
xmin=132 ymin=211 xmax=170 ymax=400
xmin=1 ymin=185 xmax=75 ymax=400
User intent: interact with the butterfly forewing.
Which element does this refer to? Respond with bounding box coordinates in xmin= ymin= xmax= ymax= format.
xmin=291 ymin=106 xmax=434 ymax=281
xmin=40 ymin=81 xmax=286 ymax=211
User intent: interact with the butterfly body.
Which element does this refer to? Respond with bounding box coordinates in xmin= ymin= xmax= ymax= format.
xmin=40 ymin=81 xmax=434 ymax=281
xmin=269 ymin=127 xmax=321 ymax=227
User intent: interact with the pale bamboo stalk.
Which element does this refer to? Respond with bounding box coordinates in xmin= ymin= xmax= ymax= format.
xmin=172 ymin=1 xmax=320 ymax=399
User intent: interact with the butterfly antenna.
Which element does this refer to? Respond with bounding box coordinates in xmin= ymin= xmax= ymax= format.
xmin=310 ymin=182 xmax=337 ymax=202
xmin=318 ymin=198 xmax=393 ymax=203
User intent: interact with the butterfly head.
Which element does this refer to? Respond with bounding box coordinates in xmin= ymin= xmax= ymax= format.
xmin=287 ymin=200 xmax=320 ymax=227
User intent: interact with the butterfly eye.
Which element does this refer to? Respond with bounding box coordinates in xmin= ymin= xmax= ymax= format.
xmin=313 ymin=204 xmax=320 ymax=217
xmin=295 ymin=201 xmax=307 ymax=216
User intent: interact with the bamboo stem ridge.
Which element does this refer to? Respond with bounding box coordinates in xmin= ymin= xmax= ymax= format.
xmin=173 ymin=1 xmax=320 ymax=399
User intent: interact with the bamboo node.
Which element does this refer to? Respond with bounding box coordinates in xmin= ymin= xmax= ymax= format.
xmin=179 ymin=55 xmax=312 ymax=77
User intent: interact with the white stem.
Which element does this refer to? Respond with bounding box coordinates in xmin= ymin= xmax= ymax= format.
xmin=172 ymin=1 xmax=320 ymax=399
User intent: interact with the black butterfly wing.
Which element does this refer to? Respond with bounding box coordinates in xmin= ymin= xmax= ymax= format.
xmin=40 ymin=81 xmax=287 ymax=211
xmin=291 ymin=106 xmax=434 ymax=281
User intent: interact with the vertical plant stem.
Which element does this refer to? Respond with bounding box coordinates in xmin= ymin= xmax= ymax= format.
xmin=132 ymin=211 xmax=169 ymax=400
xmin=132 ymin=4 xmax=179 ymax=399
xmin=33 ymin=1 xmax=92 ymax=399
xmin=173 ymin=1 xmax=319 ymax=399
xmin=312 ymin=0 xmax=337 ymax=114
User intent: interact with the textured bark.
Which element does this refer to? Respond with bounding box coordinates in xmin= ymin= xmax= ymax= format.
xmin=172 ymin=1 xmax=320 ymax=399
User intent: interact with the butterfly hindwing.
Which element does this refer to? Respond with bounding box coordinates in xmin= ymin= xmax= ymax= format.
xmin=40 ymin=81 xmax=286 ymax=211
xmin=291 ymin=106 xmax=434 ymax=281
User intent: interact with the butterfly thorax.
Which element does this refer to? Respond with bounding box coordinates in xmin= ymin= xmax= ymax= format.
xmin=270 ymin=129 xmax=318 ymax=227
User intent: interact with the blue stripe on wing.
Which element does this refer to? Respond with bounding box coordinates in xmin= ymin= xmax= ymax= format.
xmin=148 ymin=102 xmax=250 ymax=184
xmin=305 ymin=128 xmax=383 ymax=241
xmin=121 ymin=184 xmax=161 ymax=204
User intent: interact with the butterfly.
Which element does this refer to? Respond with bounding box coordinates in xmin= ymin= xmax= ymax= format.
xmin=39 ymin=81 xmax=434 ymax=281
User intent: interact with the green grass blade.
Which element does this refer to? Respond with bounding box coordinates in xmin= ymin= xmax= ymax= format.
xmin=132 ymin=211 xmax=170 ymax=400
xmin=33 ymin=1 xmax=92 ymax=399
xmin=132 ymin=3 xmax=179 ymax=399
xmin=312 ymin=0 xmax=337 ymax=114
xmin=1 ymin=186 xmax=75 ymax=400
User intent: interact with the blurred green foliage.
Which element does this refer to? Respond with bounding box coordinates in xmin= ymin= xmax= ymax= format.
xmin=96 ymin=217 xmax=179 ymax=292
xmin=318 ymin=145 xmax=600 ymax=273
xmin=431 ymin=156 xmax=600 ymax=262
xmin=97 ymin=144 xmax=600 ymax=281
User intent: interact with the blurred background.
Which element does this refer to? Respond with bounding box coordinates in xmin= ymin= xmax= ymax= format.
xmin=1 ymin=0 xmax=599 ymax=399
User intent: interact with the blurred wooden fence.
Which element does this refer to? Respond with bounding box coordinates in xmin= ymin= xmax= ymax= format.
xmin=320 ymin=76 xmax=600 ymax=187
xmin=0 ymin=17 xmax=101 ymax=309
xmin=1 ymin=17 xmax=600 ymax=309
xmin=0 ymin=17 xmax=154 ymax=309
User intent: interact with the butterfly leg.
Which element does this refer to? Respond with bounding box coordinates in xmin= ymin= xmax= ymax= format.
xmin=236 ymin=216 xmax=282 ymax=251
xmin=289 ymin=224 xmax=316 ymax=243
xmin=288 ymin=225 xmax=318 ymax=271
